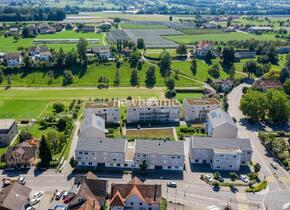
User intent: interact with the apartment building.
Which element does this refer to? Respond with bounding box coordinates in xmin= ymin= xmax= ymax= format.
xmin=134 ymin=140 xmax=184 ymax=171
xmin=189 ymin=137 xmax=252 ymax=171
xmin=79 ymin=114 xmax=107 ymax=138
xmin=206 ymin=108 xmax=238 ymax=139
xmin=84 ymin=101 xmax=120 ymax=124
xmin=126 ymin=100 xmax=181 ymax=125
xmin=182 ymin=98 xmax=221 ymax=122
xmin=0 ymin=119 xmax=18 ymax=146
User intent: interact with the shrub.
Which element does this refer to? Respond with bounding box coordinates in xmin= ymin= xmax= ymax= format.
xmin=53 ymin=103 xmax=65 ymax=113
xmin=19 ymin=131 xmax=33 ymax=142
xmin=246 ymin=181 xmax=267 ymax=192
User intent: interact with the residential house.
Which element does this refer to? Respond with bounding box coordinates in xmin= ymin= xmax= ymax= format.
xmin=5 ymin=141 xmax=37 ymax=169
xmin=126 ymin=100 xmax=181 ymax=125
xmin=253 ymin=79 xmax=282 ymax=92
xmin=122 ymin=47 xmax=133 ymax=57
xmin=82 ymin=25 xmax=95 ymax=33
xmin=84 ymin=101 xmax=120 ymax=125
xmin=234 ymin=50 xmax=256 ymax=61
xmin=79 ymin=114 xmax=107 ymax=139
xmin=213 ymin=79 xmax=234 ymax=93
xmin=109 ymin=177 xmax=161 ymax=210
xmin=247 ymin=26 xmax=273 ymax=34
xmin=53 ymin=23 xmax=64 ymax=32
xmin=38 ymin=24 xmax=56 ymax=34
xmin=194 ymin=41 xmax=214 ymax=58
xmin=189 ymin=137 xmax=253 ymax=171
xmin=134 ymin=140 xmax=184 ymax=171
xmin=4 ymin=53 xmax=21 ymax=67
xmin=91 ymin=46 xmax=112 ymax=60
xmin=29 ymin=46 xmax=51 ymax=61
xmin=182 ymin=98 xmax=221 ymax=122
xmin=206 ymin=108 xmax=238 ymax=139
xmin=224 ymin=26 xmax=236 ymax=32
xmin=0 ymin=119 xmax=18 ymax=146
xmin=0 ymin=182 xmax=31 ymax=210
xmin=69 ymin=172 xmax=108 ymax=210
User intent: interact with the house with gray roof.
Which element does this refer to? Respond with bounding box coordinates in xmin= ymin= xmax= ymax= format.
xmin=0 ymin=119 xmax=18 ymax=146
xmin=189 ymin=137 xmax=252 ymax=171
xmin=134 ymin=140 xmax=184 ymax=171
xmin=79 ymin=114 xmax=107 ymax=139
xmin=206 ymin=108 xmax=238 ymax=139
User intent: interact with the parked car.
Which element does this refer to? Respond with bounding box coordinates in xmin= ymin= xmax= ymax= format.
xmin=26 ymin=206 xmax=35 ymax=210
xmin=29 ymin=198 xmax=40 ymax=206
xmin=270 ymin=163 xmax=278 ymax=169
xmin=205 ymin=175 xmax=213 ymax=182
xmin=55 ymin=191 xmax=63 ymax=200
xmin=167 ymin=181 xmax=177 ymax=188
xmin=240 ymin=175 xmax=249 ymax=183
xmin=31 ymin=192 xmax=43 ymax=199
xmin=64 ymin=194 xmax=76 ymax=204
xmin=54 ymin=204 xmax=67 ymax=210
xmin=18 ymin=176 xmax=26 ymax=185
xmin=62 ymin=191 xmax=69 ymax=199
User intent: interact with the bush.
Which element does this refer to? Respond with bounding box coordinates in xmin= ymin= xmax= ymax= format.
xmin=19 ymin=131 xmax=33 ymax=142
xmin=246 ymin=181 xmax=267 ymax=193
xmin=247 ymin=172 xmax=258 ymax=180
xmin=53 ymin=103 xmax=65 ymax=113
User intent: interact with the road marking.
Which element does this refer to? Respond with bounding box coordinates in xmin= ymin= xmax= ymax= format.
xmin=266 ymin=176 xmax=276 ymax=183
xmin=236 ymin=193 xmax=249 ymax=210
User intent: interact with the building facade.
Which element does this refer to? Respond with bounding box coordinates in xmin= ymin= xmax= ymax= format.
xmin=189 ymin=137 xmax=252 ymax=171
xmin=182 ymin=98 xmax=221 ymax=122
xmin=0 ymin=119 xmax=18 ymax=146
xmin=126 ymin=100 xmax=181 ymax=125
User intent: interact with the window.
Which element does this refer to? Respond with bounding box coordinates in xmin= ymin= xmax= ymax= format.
xmin=89 ymin=162 xmax=92 ymax=165
xmin=229 ymin=165 xmax=232 ymax=168
xmin=84 ymin=152 xmax=88 ymax=155
xmin=79 ymin=152 xmax=83 ymax=154
xmin=124 ymin=164 xmax=128 ymax=167
xmin=195 ymin=159 xmax=199 ymax=163
xmin=130 ymin=202 xmax=134 ymax=205
xmin=242 ymin=161 xmax=245 ymax=164
xmin=113 ymin=158 xmax=117 ymax=161
xmin=139 ymin=203 xmax=143 ymax=205
xmin=217 ymin=166 xmax=220 ymax=169
xmin=247 ymin=152 xmax=251 ymax=154
xmin=117 ymin=163 xmax=120 ymax=167
xmin=220 ymin=155 xmax=224 ymax=157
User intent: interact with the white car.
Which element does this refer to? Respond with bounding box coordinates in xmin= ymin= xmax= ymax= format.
xmin=31 ymin=192 xmax=43 ymax=199
xmin=205 ymin=175 xmax=213 ymax=182
xmin=240 ymin=175 xmax=249 ymax=183
xmin=29 ymin=198 xmax=40 ymax=206
xmin=62 ymin=191 xmax=69 ymax=199
xmin=55 ymin=191 xmax=63 ymax=200
xmin=167 ymin=181 xmax=177 ymax=188
xmin=26 ymin=207 xmax=35 ymax=210
xmin=18 ymin=176 xmax=26 ymax=185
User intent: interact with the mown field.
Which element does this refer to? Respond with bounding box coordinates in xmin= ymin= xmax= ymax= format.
xmin=120 ymin=24 xmax=168 ymax=29
xmin=165 ymin=32 xmax=279 ymax=44
xmin=0 ymin=31 xmax=105 ymax=52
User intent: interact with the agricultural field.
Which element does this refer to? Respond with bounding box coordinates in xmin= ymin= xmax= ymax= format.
xmin=107 ymin=30 xmax=130 ymax=43
xmin=180 ymin=29 xmax=226 ymax=35
xmin=120 ymin=24 xmax=168 ymax=29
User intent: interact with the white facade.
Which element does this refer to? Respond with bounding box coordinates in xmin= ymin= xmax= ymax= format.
xmin=126 ymin=100 xmax=181 ymax=124
xmin=182 ymin=98 xmax=220 ymax=122
xmin=0 ymin=119 xmax=18 ymax=146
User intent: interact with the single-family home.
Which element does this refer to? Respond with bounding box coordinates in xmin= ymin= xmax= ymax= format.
xmin=0 ymin=182 xmax=31 ymax=210
xmin=194 ymin=41 xmax=214 ymax=58
xmin=5 ymin=141 xmax=37 ymax=169
xmin=53 ymin=23 xmax=64 ymax=32
xmin=79 ymin=114 xmax=107 ymax=139
xmin=189 ymin=137 xmax=252 ymax=171
xmin=82 ymin=25 xmax=95 ymax=33
xmin=4 ymin=53 xmax=21 ymax=67
xmin=69 ymin=172 xmax=108 ymax=210
xmin=234 ymin=50 xmax=256 ymax=61
xmin=90 ymin=46 xmax=112 ymax=60
xmin=134 ymin=139 xmax=184 ymax=171
xmin=126 ymin=100 xmax=181 ymax=125
xmin=253 ymin=79 xmax=282 ymax=92
xmin=248 ymin=26 xmax=273 ymax=34
xmin=29 ymin=46 xmax=51 ymax=61
xmin=0 ymin=119 xmax=18 ymax=146
xmin=84 ymin=101 xmax=120 ymax=125
xmin=182 ymin=98 xmax=221 ymax=122
xmin=109 ymin=177 xmax=162 ymax=210
xmin=206 ymin=108 xmax=238 ymax=139
xmin=213 ymin=79 xmax=234 ymax=93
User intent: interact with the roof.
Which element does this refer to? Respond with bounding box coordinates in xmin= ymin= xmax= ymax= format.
xmin=184 ymin=98 xmax=220 ymax=106
xmin=6 ymin=141 xmax=36 ymax=161
xmin=249 ymin=26 xmax=272 ymax=30
xmin=0 ymin=119 xmax=15 ymax=130
xmin=254 ymin=79 xmax=282 ymax=89
xmin=29 ymin=45 xmax=49 ymax=53
xmin=127 ymin=100 xmax=180 ymax=108
xmin=0 ymin=183 xmax=31 ymax=210
xmin=109 ymin=191 xmax=125 ymax=207
xmin=76 ymin=137 xmax=126 ymax=153
xmin=4 ymin=53 xmax=20 ymax=60
xmin=195 ymin=40 xmax=213 ymax=49
xmin=190 ymin=137 xmax=252 ymax=152
xmin=80 ymin=114 xmax=106 ymax=135
xmin=135 ymin=139 xmax=184 ymax=156
xmin=207 ymin=108 xmax=236 ymax=129
xmin=85 ymin=101 xmax=119 ymax=109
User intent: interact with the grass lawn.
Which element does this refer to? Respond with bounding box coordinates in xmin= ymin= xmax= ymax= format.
xmin=165 ymin=32 xmax=279 ymax=44
xmin=126 ymin=128 xmax=175 ymax=140
xmin=176 ymin=92 xmax=204 ymax=102
xmin=120 ymin=24 xmax=168 ymax=29
xmin=144 ymin=49 xmax=178 ymax=59
xmin=180 ymin=28 xmax=226 ymax=35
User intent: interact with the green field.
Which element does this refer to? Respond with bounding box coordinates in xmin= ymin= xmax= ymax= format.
xmin=165 ymin=32 xmax=279 ymax=44
xmin=180 ymin=29 xmax=226 ymax=35
xmin=120 ymin=24 xmax=168 ymax=29
xmin=0 ymin=31 xmax=105 ymax=52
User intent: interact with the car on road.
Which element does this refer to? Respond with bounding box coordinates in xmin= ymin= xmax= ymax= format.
xmin=18 ymin=176 xmax=26 ymax=185
xmin=167 ymin=181 xmax=177 ymax=188
xmin=270 ymin=163 xmax=278 ymax=169
xmin=29 ymin=198 xmax=40 ymax=206
xmin=204 ymin=175 xmax=213 ymax=182
xmin=240 ymin=175 xmax=249 ymax=183
xmin=55 ymin=191 xmax=63 ymax=200
xmin=31 ymin=192 xmax=43 ymax=199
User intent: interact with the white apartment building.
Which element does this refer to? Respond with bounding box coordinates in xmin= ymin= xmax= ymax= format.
xmin=182 ymin=98 xmax=221 ymax=122
xmin=84 ymin=101 xmax=120 ymax=124
xmin=126 ymin=100 xmax=181 ymax=124
xmin=206 ymin=108 xmax=238 ymax=139
xmin=189 ymin=137 xmax=252 ymax=171
xmin=134 ymin=140 xmax=184 ymax=171
xmin=0 ymin=119 xmax=18 ymax=146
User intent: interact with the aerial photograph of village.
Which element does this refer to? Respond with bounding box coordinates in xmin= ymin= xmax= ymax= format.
xmin=0 ymin=0 xmax=289 ymax=209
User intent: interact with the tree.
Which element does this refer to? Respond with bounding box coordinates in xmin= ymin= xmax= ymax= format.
xmin=77 ymin=38 xmax=88 ymax=66
xmin=213 ymin=172 xmax=222 ymax=181
xmin=286 ymin=53 xmax=290 ymax=69
xmin=191 ymin=59 xmax=197 ymax=75
xmin=145 ymin=66 xmax=156 ymax=88
xmin=0 ymin=70 xmax=3 ymax=84
xmin=57 ymin=48 xmax=65 ymax=68
xmin=57 ymin=118 xmax=67 ymax=131
xmin=254 ymin=163 xmax=261 ymax=173
xmin=129 ymin=50 xmax=141 ymax=68
xmin=169 ymin=16 xmax=173 ymax=21
xmin=205 ymin=50 xmax=213 ymax=63
xmin=19 ymin=131 xmax=33 ymax=142
xmin=208 ymin=63 xmax=220 ymax=79
xmin=113 ymin=17 xmax=121 ymax=23
xmin=229 ymin=64 xmax=236 ymax=80
xmin=130 ymin=69 xmax=139 ymax=86
xmin=283 ymin=79 xmax=290 ymax=95
xmin=53 ymin=103 xmax=65 ymax=113
xmin=65 ymin=49 xmax=78 ymax=67
xmin=140 ymin=160 xmax=148 ymax=171
xmin=229 ymin=172 xmax=238 ymax=181
xmin=39 ymin=135 xmax=52 ymax=167
xmin=137 ymin=38 xmax=145 ymax=49
xmin=114 ymin=69 xmax=120 ymax=86
xmin=69 ymin=156 xmax=78 ymax=168
xmin=63 ymin=70 xmax=73 ymax=86
xmin=222 ymin=47 xmax=235 ymax=66
xmin=243 ymin=60 xmax=258 ymax=78
xmin=159 ymin=51 xmax=171 ymax=77
xmin=166 ymin=78 xmax=175 ymax=90
xmin=137 ymin=60 xmax=143 ymax=71
xmin=267 ymin=89 xmax=290 ymax=123
xmin=176 ymin=44 xmax=187 ymax=55
xmin=7 ymin=75 xmax=12 ymax=86
xmin=240 ymin=90 xmax=268 ymax=122
xmin=116 ymin=60 xmax=121 ymax=69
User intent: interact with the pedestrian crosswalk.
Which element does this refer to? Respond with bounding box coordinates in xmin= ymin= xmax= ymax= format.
xmin=279 ymin=176 xmax=290 ymax=183
xmin=266 ymin=175 xmax=276 ymax=183
xmin=236 ymin=193 xmax=249 ymax=210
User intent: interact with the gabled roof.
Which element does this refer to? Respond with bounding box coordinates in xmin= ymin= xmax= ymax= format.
xmin=207 ymin=108 xmax=236 ymax=129
xmin=80 ymin=115 xmax=106 ymax=134
xmin=128 ymin=177 xmax=143 ymax=185
xmin=6 ymin=141 xmax=36 ymax=161
xmin=125 ymin=185 xmax=147 ymax=203
xmin=4 ymin=53 xmax=20 ymax=60
xmin=109 ymin=191 xmax=125 ymax=207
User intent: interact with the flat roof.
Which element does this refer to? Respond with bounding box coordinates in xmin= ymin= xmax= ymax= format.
xmin=0 ymin=119 xmax=15 ymax=130
xmin=184 ymin=98 xmax=220 ymax=106
xmin=85 ymin=101 xmax=119 ymax=109
xmin=127 ymin=100 xmax=180 ymax=108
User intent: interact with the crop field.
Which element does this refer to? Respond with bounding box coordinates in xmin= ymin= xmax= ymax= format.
xmin=180 ymin=29 xmax=226 ymax=35
xmin=107 ymin=30 xmax=130 ymax=43
xmin=124 ymin=29 xmax=183 ymax=48
xmin=165 ymin=32 xmax=279 ymax=44
xmin=120 ymin=24 xmax=168 ymax=29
